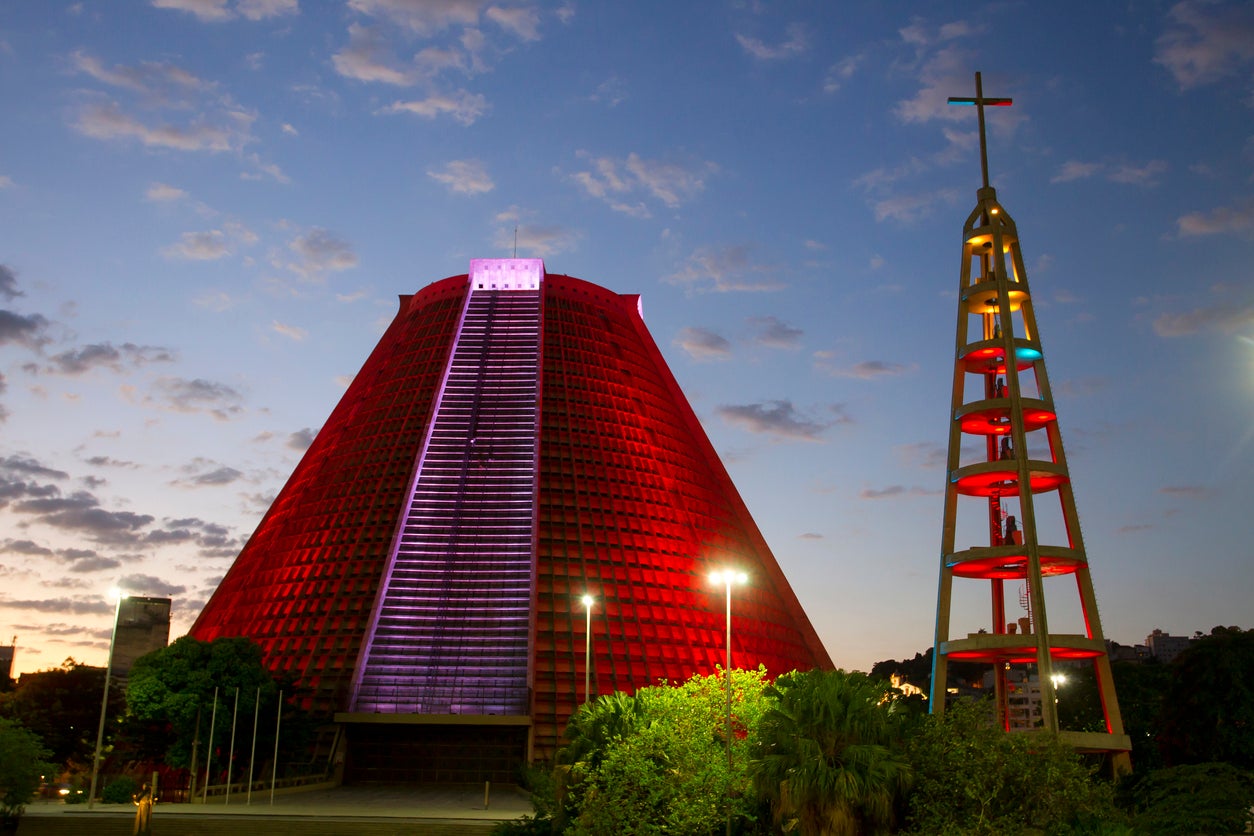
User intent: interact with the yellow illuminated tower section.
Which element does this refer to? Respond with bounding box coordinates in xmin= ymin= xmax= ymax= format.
xmin=929 ymin=73 xmax=1131 ymax=769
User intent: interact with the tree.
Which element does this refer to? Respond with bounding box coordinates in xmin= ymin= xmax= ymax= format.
xmin=1109 ymin=659 xmax=1172 ymax=771
xmin=552 ymin=691 xmax=646 ymax=831
xmin=0 ymin=718 xmax=55 ymax=828
xmin=560 ymin=668 xmax=770 ymax=835
xmin=1158 ymin=626 xmax=1254 ymax=769
xmin=869 ymin=647 xmax=985 ymax=696
xmin=750 ymin=669 xmax=912 ymax=836
xmin=124 ymin=636 xmax=289 ymax=769
xmin=1117 ymin=762 xmax=1254 ymax=835
xmin=0 ymin=658 xmax=123 ymax=769
xmin=903 ymin=698 xmax=1120 ymax=835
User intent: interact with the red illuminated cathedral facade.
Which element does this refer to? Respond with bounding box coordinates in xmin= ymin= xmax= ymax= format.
xmin=191 ymin=259 xmax=831 ymax=777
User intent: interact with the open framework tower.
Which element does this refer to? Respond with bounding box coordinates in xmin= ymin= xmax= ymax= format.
xmin=929 ymin=75 xmax=1131 ymax=767
xmin=191 ymin=259 xmax=831 ymax=779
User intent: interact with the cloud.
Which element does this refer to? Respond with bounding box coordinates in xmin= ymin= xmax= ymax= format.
xmin=0 ymin=309 xmax=52 ymax=349
xmin=271 ymin=320 xmax=308 ymax=341
xmin=71 ymin=50 xmax=261 ymax=177
xmin=71 ymin=50 xmax=212 ymax=96
xmin=590 ymin=75 xmax=627 ymax=107
xmin=1160 ymin=485 xmax=1209 ymax=497
xmin=348 ymin=0 xmax=484 ymax=35
xmin=243 ymin=153 xmax=290 ymax=184
xmin=164 ymin=230 xmax=230 ymax=260
xmin=66 ymin=554 xmax=123 ymax=573
xmin=736 ymin=22 xmax=808 ymax=60
xmin=492 ymin=210 xmax=580 ymax=257
xmin=869 ymin=189 xmax=960 ymax=223
xmin=378 ymin=90 xmax=489 ymax=125
xmin=570 ymin=151 xmax=716 ymax=214
xmin=0 ymin=475 xmax=61 ymax=504
xmin=1153 ymin=305 xmax=1254 ymax=337
xmin=145 ymin=182 xmax=188 ymax=202
xmin=748 ymin=315 xmax=802 ymax=349
xmin=895 ymin=441 xmax=947 ymax=471
xmin=333 ymin=23 xmax=416 ymax=85
xmin=287 ymin=427 xmax=316 ymax=450
xmin=715 ymin=400 xmax=846 ymax=442
xmin=144 ymin=516 xmax=238 ymax=556
xmin=194 ymin=291 xmax=237 ymax=311
xmin=2 ymin=539 xmax=54 ymax=556
xmin=0 ymin=265 xmax=21 ymax=301
xmin=0 ymin=596 xmax=114 ymax=615
xmin=823 ymin=55 xmax=862 ymax=93
xmin=152 ymin=0 xmax=233 ymax=21
xmin=1107 ymin=160 xmax=1168 ymax=185
xmin=178 ymin=465 xmax=244 ymax=487
xmin=673 ymin=327 xmax=732 ymax=361
xmin=1177 ymin=202 xmax=1254 ymax=237
xmin=237 ymin=0 xmax=298 ymax=20
xmin=485 ymin=5 xmax=540 ymax=40
xmin=815 ymin=355 xmax=914 ymax=379
xmin=84 ymin=456 xmax=139 ymax=469
xmin=895 ymin=45 xmax=977 ymax=125
xmin=665 ymin=245 xmax=785 ymax=293
xmin=898 ymin=17 xmax=980 ymax=47
xmin=1051 ymin=161 xmax=1102 ymax=183
xmin=118 ymin=574 xmax=186 ymax=597
xmin=286 ymin=228 xmax=358 ymax=281
xmin=74 ymin=101 xmax=248 ymax=153
xmin=12 ymin=491 xmax=155 ymax=543
xmin=1 ymin=454 xmax=70 ymax=482
xmin=859 ymin=485 xmax=938 ymax=500
xmin=146 ymin=376 xmax=246 ymax=419
xmin=36 ymin=342 xmax=176 ymax=375
xmin=151 ymin=0 xmax=297 ymax=21
xmin=427 ymin=159 xmax=494 ymax=194
xmin=1155 ymin=0 xmax=1254 ymax=89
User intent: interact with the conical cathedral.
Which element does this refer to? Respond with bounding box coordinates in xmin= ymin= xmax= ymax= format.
xmin=929 ymin=75 xmax=1131 ymax=770
xmin=192 ymin=259 xmax=832 ymax=778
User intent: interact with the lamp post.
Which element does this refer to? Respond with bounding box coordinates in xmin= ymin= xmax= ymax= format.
xmin=581 ymin=594 xmax=595 ymax=704
xmin=88 ymin=589 xmax=124 ymax=809
xmin=710 ymin=569 xmax=746 ymax=836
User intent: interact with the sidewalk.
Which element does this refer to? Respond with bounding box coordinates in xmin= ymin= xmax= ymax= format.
xmin=23 ymin=783 xmax=534 ymax=821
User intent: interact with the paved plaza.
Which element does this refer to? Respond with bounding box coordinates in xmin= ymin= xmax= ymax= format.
xmin=19 ymin=784 xmax=534 ymax=834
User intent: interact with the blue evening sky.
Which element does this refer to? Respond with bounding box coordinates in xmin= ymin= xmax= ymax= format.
xmin=1 ymin=0 xmax=1251 ymax=675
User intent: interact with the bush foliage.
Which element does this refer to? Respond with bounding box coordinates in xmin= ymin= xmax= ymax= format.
xmin=0 ymin=718 xmax=55 ymax=824
xmin=895 ymin=699 xmax=1118 ymax=836
xmin=1116 ymin=761 xmax=1254 ymax=835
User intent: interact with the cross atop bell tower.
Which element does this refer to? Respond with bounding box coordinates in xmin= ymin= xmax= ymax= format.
xmin=929 ymin=72 xmax=1132 ymax=774
xmin=948 ymin=71 xmax=1013 ymax=190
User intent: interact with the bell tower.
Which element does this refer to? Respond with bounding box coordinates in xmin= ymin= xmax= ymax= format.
xmin=929 ymin=73 xmax=1131 ymax=770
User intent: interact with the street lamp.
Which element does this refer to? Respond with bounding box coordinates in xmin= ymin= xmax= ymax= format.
xmin=710 ymin=568 xmax=746 ymax=836
xmin=581 ymin=594 xmax=595 ymax=704
xmin=88 ymin=588 xmax=124 ymax=809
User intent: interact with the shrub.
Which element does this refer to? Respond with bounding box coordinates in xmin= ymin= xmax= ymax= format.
xmin=903 ymin=699 xmax=1121 ymax=835
xmin=0 ymin=718 xmax=55 ymax=823
xmin=101 ymin=776 xmax=138 ymax=804
xmin=490 ymin=815 xmax=554 ymax=835
xmin=1117 ymin=762 xmax=1254 ymax=835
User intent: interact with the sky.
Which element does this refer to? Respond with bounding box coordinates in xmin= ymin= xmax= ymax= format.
xmin=1 ymin=0 xmax=1252 ymax=678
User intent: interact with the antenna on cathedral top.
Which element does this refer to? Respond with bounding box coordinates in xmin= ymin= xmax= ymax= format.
xmin=948 ymin=71 xmax=1012 ymax=190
